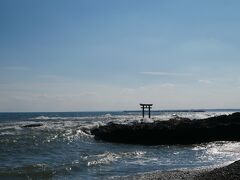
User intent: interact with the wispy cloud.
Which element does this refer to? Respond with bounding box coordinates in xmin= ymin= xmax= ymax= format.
xmin=198 ymin=79 xmax=212 ymax=84
xmin=141 ymin=71 xmax=192 ymax=76
xmin=160 ymin=83 xmax=175 ymax=87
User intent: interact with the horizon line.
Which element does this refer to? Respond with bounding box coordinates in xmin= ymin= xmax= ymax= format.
xmin=0 ymin=108 xmax=240 ymax=113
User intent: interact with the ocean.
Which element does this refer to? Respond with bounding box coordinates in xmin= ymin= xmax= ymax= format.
xmin=1 ymin=110 xmax=240 ymax=179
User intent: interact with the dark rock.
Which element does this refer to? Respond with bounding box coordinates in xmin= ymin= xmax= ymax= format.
xmin=91 ymin=112 xmax=240 ymax=145
xmin=196 ymin=160 xmax=240 ymax=180
xmin=119 ymin=160 xmax=240 ymax=179
xmin=22 ymin=123 xmax=43 ymax=128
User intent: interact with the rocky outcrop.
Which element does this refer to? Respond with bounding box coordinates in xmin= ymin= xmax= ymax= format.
xmin=91 ymin=113 xmax=240 ymax=145
xmin=22 ymin=123 xmax=43 ymax=128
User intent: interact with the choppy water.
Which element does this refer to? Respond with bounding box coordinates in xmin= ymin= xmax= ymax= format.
xmin=1 ymin=110 xmax=240 ymax=179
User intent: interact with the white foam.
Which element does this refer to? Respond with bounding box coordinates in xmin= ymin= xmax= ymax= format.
xmin=32 ymin=116 xmax=50 ymax=120
xmin=120 ymin=151 xmax=146 ymax=157
xmin=85 ymin=151 xmax=146 ymax=167
xmin=30 ymin=116 xmax=94 ymax=121
xmin=87 ymin=152 xmax=120 ymax=166
xmin=0 ymin=131 xmax=16 ymax=136
xmin=192 ymin=141 xmax=240 ymax=166
xmin=103 ymin=114 xmax=112 ymax=118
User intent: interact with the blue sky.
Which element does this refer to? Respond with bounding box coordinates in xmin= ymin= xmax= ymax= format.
xmin=1 ymin=0 xmax=240 ymax=111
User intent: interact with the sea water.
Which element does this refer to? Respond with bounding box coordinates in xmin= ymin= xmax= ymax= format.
xmin=0 ymin=110 xmax=240 ymax=179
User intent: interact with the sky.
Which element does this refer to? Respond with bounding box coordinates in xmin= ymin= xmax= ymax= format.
xmin=1 ymin=0 xmax=240 ymax=112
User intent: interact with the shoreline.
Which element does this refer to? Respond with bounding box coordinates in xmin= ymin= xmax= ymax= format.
xmin=115 ymin=160 xmax=240 ymax=180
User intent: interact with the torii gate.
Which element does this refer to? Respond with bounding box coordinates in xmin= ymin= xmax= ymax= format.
xmin=140 ymin=104 xmax=153 ymax=118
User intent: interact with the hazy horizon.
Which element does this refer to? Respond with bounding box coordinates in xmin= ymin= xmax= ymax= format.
xmin=1 ymin=0 xmax=240 ymax=112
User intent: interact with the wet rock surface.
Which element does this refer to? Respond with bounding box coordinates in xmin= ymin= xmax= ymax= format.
xmin=91 ymin=113 xmax=240 ymax=145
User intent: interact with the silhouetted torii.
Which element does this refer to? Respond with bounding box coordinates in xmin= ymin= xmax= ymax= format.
xmin=140 ymin=104 xmax=153 ymax=118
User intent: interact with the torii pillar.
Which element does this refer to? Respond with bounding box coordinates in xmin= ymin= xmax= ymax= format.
xmin=140 ymin=104 xmax=153 ymax=118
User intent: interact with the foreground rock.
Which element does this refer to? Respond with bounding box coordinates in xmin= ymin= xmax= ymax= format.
xmin=196 ymin=160 xmax=240 ymax=180
xmin=91 ymin=112 xmax=240 ymax=145
xmin=117 ymin=160 xmax=240 ymax=180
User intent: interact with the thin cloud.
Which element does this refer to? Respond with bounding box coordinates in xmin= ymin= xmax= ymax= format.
xmin=141 ymin=71 xmax=192 ymax=76
xmin=198 ymin=79 xmax=212 ymax=84
xmin=160 ymin=83 xmax=175 ymax=87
